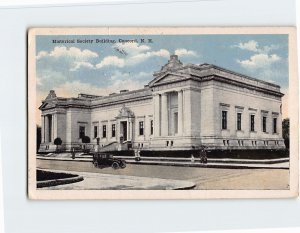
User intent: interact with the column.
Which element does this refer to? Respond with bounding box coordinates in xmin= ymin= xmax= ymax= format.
xmin=41 ymin=116 xmax=45 ymax=143
xmin=126 ymin=119 xmax=130 ymax=141
xmin=153 ymin=94 xmax=161 ymax=137
xmin=161 ymin=93 xmax=169 ymax=136
xmin=127 ymin=120 xmax=131 ymax=141
xmin=44 ymin=115 xmax=49 ymax=143
xmin=178 ymin=90 xmax=183 ymax=136
xmin=52 ymin=114 xmax=56 ymax=141
xmin=183 ymin=89 xmax=192 ymax=136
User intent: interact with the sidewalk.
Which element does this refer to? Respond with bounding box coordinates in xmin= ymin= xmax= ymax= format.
xmin=37 ymin=153 xmax=289 ymax=169
xmin=39 ymin=169 xmax=196 ymax=190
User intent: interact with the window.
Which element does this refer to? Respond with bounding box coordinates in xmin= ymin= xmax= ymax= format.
xmin=94 ymin=126 xmax=98 ymax=138
xmin=79 ymin=126 xmax=85 ymax=139
xmin=250 ymin=115 xmax=255 ymax=132
xmin=111 ymin=124 xmax=116 ymax=137
xmin=150 ymin=120 xmax=153 ymax=135
xmin=262 ymin=116 xmax=267 ymax=133
xmin=222 ymin=111 xmax=227 ymax=130
xmin=102 ymin=125 xmax=107 ymax=138
xmin=139 ymin=121 xmax=144 ymax=135
xmin=273 ymin=118 xmax=277 ymax=133
xmin=237 ymin=113 xmax=242 ymax=130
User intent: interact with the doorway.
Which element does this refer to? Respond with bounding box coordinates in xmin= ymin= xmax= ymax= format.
xmin=120 ymin=121 xmax=127 ymax=141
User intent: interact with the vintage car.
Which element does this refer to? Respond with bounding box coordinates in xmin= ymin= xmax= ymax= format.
xmin=92 ymin=152 xmax=126 ymax=169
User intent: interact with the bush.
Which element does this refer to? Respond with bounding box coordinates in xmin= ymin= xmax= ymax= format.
xmin=82 ymin=136 xmax=90 ymax=144
xmin=54 ymin=137 xmax=62 ymax=153
xmin=54 ymin=137 xmax=62 ymax=146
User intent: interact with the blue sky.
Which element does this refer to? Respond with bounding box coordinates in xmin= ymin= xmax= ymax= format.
xmin=35 ymin=34 xmax=289 ymax=122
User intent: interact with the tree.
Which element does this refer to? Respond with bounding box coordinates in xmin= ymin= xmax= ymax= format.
xmin=282 ymin=118 xmax=289 ymax=149
xmin=54 ymin=137 xmax=62 ymax=152
xmin=36 ymin=125 xmax=41 ymax=153
xmin=82 ymin=135 xmax=90 ymax=144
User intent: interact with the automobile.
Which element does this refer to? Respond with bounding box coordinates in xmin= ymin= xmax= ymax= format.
xmin=92 ymin=152 xmax=126 ymax=169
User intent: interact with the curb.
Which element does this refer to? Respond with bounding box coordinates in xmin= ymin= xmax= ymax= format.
xmin=36 ymin=156 xmax=289 ymax=169
xmin=126 ymin=160 xmax=289 ymax=170
xmin=37 ymin=175 xmax=84 ymax=188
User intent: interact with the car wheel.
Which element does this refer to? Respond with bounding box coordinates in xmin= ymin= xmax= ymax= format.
xmin=112 ymin=162 xmax=119 ymax=169
xmin=120 ymin=161 xmax=126 ymax=169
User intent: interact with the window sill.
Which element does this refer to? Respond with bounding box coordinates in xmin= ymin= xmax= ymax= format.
xmin=221 ymin=129 xmax=230 ymax=132
xmin=236 ymin=130 xmax=244 ymax=133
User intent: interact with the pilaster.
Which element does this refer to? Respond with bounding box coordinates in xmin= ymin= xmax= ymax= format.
xmin=161 ymin=93 xmax=169 ymax=136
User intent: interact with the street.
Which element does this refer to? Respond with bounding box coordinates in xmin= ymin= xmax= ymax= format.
xmin=37 ymin=159 xmax=289 ymax=190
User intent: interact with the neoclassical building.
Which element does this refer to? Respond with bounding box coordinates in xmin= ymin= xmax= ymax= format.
xmin=38 ymin=55 xmax=285 ymax=153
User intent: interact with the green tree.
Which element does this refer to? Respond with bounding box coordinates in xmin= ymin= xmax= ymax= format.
xmin=36 ymin=125 xmax=41 ymax=153
xmin=54 ymin=137 xmax=62 ymax=152
xmin=282 ymin=118 xmax=289 ymax=149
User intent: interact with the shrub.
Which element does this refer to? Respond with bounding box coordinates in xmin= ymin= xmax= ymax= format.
xmin=54 ymin=137 xmax=62 ymax=153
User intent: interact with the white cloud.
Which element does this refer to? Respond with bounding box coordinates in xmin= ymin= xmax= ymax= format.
xmin=128 ymin=49 xmax=170 ymax=65
xmin=234 ymin=40 xmax=259 ymax=52
xmin=175 ymin=48 xmax=197 ymax=57
xmin=95 ymin=56 xmax=125 ymax=69
xmin=113 ymin=43 xmax=150 ymax=55
xmin=37 ymin=46 xmax=98 ymax=60
xmin=70 ymin=61 xmax=95 ymax=71
xmin=233 ymin=40 xmax=280 ymax=54
xmin=237 ymin=53 xmax=281 ymax=69
xmin=95 ymin=48 xmax=170 ymax=69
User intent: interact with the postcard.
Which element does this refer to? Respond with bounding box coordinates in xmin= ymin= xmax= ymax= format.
xmin=28 ymin=27 xmax=298 ymax=199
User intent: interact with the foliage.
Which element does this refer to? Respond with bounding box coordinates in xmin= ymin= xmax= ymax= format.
xmin=36 ymin=125 xmax=41 ymax=153
xmin=54 ymin=137 xmax=63 ymax=146
xmin=82 ymin=135 xmax=91 ymax=144
xmin=282 ymin=118 xmax=289 ymax=149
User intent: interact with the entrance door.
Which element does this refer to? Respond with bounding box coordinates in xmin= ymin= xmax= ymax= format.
xmin=120 ymin=121 xmax=128 ymax=141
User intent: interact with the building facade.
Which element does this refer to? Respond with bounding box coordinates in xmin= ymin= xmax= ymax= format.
xmin=38 ymin=55 xmax=285 ymax=153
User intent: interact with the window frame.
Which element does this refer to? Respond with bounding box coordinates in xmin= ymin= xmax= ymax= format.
xmin=273 ymin=117 xmax=277 ymax=134
xmin=250 ymin=114 xmax=255 ymax=132
xmin=111 ymin=123 xmax=116 ymax=138
xmin=93 ymin=125 xmax=98 ymax=138
xmin=139 ymin=121 xmax=144 ymax=136
xmin=102 ymin=124 xmax=107 ymax=138
xmin=237 ymin=112 xmax=242 ymax=131
xmin=79 ymin=126 xmax=85 ymax=139
xmin=221 ymin=110 xmax=227 ymax=130
xmin=262 ymin=116 xmax=267 ymax=133
xmin=150 ymin=120 xmax=153 ymax=135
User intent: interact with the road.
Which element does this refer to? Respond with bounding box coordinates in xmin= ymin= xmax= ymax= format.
xmin=37 ymin=159 xmax=289 ymax=190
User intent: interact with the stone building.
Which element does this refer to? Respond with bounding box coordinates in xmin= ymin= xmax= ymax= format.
xmin=38 ymin=55 xmax=285 ymax=154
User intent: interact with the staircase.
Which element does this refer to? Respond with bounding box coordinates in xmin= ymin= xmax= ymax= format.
xmin=98 ymin=141 xmax=132 ymax=152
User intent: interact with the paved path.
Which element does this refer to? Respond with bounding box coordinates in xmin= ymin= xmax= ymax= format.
xmin=37 ymin=159 xmax=289 ymax=190
xmin=39 ymin=169 xmax=196 ymax=190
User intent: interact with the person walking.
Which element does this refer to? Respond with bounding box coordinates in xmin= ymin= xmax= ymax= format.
xmin=71 ymin=147 xmax=76 ymax=159
xmin=199 ymin=146 xmax=207 ymax=164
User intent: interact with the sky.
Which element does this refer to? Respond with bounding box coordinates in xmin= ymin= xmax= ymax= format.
xmin=36 ymin=34 xmax=289 ymax=125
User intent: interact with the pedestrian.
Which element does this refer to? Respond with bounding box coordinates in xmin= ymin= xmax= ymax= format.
xmin=191 ymin=154 xmax=195 ymax=163
xmin=135 ymin=149 xmax=141 ymax=161
xmin=199 ymin=146 xmax=207 ymax=164
xmin=71 ymin=147 xmax=75 ymax=159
